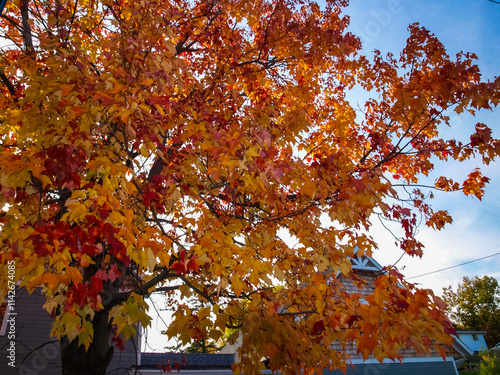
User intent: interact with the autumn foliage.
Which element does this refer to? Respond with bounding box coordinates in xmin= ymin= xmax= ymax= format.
xmin=0 ymin=0 xmax=499 ymax=374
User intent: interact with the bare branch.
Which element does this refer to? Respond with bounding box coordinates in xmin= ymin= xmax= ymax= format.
xmin=154 ymin=285 xmax=181 ymax=293
xmin=277 ymin=309 xmax=316 ymax=317
xmin=178 ymin=274 xmax=215 ymax=305
xmin=0 ymin=71 xmax=16 ymax=96
xmin=104 ymin=269 xmax=178 ymax=309
xmin=1 ymin=14 xmax=23 ymax=31
xmin=20 ymin=0 xmax=35 ymax=54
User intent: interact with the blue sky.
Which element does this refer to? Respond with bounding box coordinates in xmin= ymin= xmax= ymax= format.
xmin=344 ymin=0 xmax=500 ymax=294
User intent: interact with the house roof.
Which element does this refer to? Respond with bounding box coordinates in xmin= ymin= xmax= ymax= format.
xmin=139 ymin=354 xmax=458 ymax=375
xmin=139 ymin=353 xmax=235 ymax=370
xmin=451 ymin=335 xmax=474 ymax=358
xmin=351 ymin=255 xmax=384 ymax=273
xmin=455 ymin=330 xmax=488 ymax=334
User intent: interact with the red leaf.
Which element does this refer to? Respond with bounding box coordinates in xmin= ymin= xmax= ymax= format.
xmin=143 ymin=191 xmax=158 ymax=206
xmin=111 ymin=335 xmax=125 ymax=351
xmin=186 ymin=254 xmax=200 ymax=273
xmin=442 ymin=319 xmax=456 ymax=336
xmin=311 ymin=320 xmax=325 ymax=335
xmin=88 ymin=276 xmax=103 ymax=298
xmin=344 ymin=315 xmax=359 ymax=327
xmin=172 ymin=250 xmax=187 ymax=275
xmin=422 ymin=336 xmax=432 ymax=347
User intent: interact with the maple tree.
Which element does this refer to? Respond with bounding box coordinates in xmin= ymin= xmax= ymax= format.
xmin=163 ymin=297 xmax=226 ymax=353
xmin=0 ymin=0 xmax=500 ymax=374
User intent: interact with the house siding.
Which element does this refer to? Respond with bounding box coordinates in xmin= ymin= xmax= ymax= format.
xmin=338 ymin=273 xmax=378 ymax=295
xmin=0 ymin=288 xmax=60 ymax=374
xmin=140 ymin=352 xmax=236 ymax=370
xmin=457 ymin=332 xmax=488 ymax=353
xmin=0 ymin=287 xmax=139 ymax=374
xmin=323 ymin=360 xmax=458 ymax=375
xmin=330 ymin=340 xmax=457 ymax=360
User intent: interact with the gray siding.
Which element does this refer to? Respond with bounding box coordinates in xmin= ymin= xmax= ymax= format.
xmin=0 ymin=288 xmax=139 ymax=374
xmin=0 ymin=288 xmax=60 ymax=374
xmin=108 ymin=337 xmax=140 ymax=375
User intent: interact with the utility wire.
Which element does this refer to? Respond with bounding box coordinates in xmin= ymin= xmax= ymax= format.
xmin=407 ymin=251 xmax=500 ymax=279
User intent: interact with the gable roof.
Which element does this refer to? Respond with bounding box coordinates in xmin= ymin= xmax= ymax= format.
xmin=351 ymin=255 xmax=384 ymax=273
xmin=451 ymin=335 xmax=474 ymax=358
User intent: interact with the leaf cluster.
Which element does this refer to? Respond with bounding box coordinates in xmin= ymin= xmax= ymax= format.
xmin=0 ymin=0 xmax=499 ymax=373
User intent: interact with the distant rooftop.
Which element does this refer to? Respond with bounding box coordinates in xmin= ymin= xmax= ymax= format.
xmin=139 ymin=353 xmax=235 ymax=370
xmin=455 ymin=330 xmax=488 ymax=334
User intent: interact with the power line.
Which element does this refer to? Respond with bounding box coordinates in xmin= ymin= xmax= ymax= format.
xmin=407 ymin=252 xmax=500 ymax=280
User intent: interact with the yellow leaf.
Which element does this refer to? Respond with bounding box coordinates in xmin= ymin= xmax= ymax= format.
xmin=71 ymin=190 xmax=87 ymax=200
xmin=109 ymin=210 xmax=125 ymax=225
xmin=146 ymin=248 xmax=156 ymax=270
xmin=231 ymin=275 xmax=245 ymax=296
xmin=339 ymin=260 xmax=351 ymax=276
xmin=67 ymin=203 xmax=87 ymax=223
xmin=65 ymin=267 xmax=82 ymax=285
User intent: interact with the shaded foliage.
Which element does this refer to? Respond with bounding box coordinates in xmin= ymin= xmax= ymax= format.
xmin=444 ymin=276 xmax=500 ymax=347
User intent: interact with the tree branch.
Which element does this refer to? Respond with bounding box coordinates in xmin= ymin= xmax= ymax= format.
xmin=0 ymin=71 xmax=16 ymax=96
xmin=154 ymin=285 xmax=181 ymax=293
xmin=179 ymin=274 xmax=215 ymax=305
xmin=277 ymin=309 xmax=316 ymax=317
xmin=1 ymin=14 xmax=23 ymax=31
xmin=103 ymin=269 xmax=178 ymax=309
xmin=20 ymin=0 xmax=35 ymax=54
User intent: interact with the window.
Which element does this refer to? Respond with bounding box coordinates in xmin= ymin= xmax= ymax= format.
xmin=473 ymin=334 xmax=479 ymax=341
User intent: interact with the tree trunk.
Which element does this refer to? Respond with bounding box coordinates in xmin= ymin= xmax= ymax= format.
xmin=60 ymin=310 xmax=114 ymax=375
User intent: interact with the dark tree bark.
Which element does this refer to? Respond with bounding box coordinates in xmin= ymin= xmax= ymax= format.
xmin=60 ymin=311 xmax=114 ymax=375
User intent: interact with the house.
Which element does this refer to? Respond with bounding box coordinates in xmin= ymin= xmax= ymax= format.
xmin=0 ymin=287 xmax=140 ymax=374
xmin=328 ymin=256 xmax=473 ymax=374
xmin=329 ymin=256 xmax=462 ymax=374
xmin=454 ymin=330 xmax=488 ymax=353
xmin=134 ymin=353 xmax=461 ymax=375
xmin=216 ymin=256 xmax=464 ymax=375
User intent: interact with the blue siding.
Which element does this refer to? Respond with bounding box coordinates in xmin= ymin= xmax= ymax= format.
xmin=457 ymin=333 xmax=488 ymax=353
